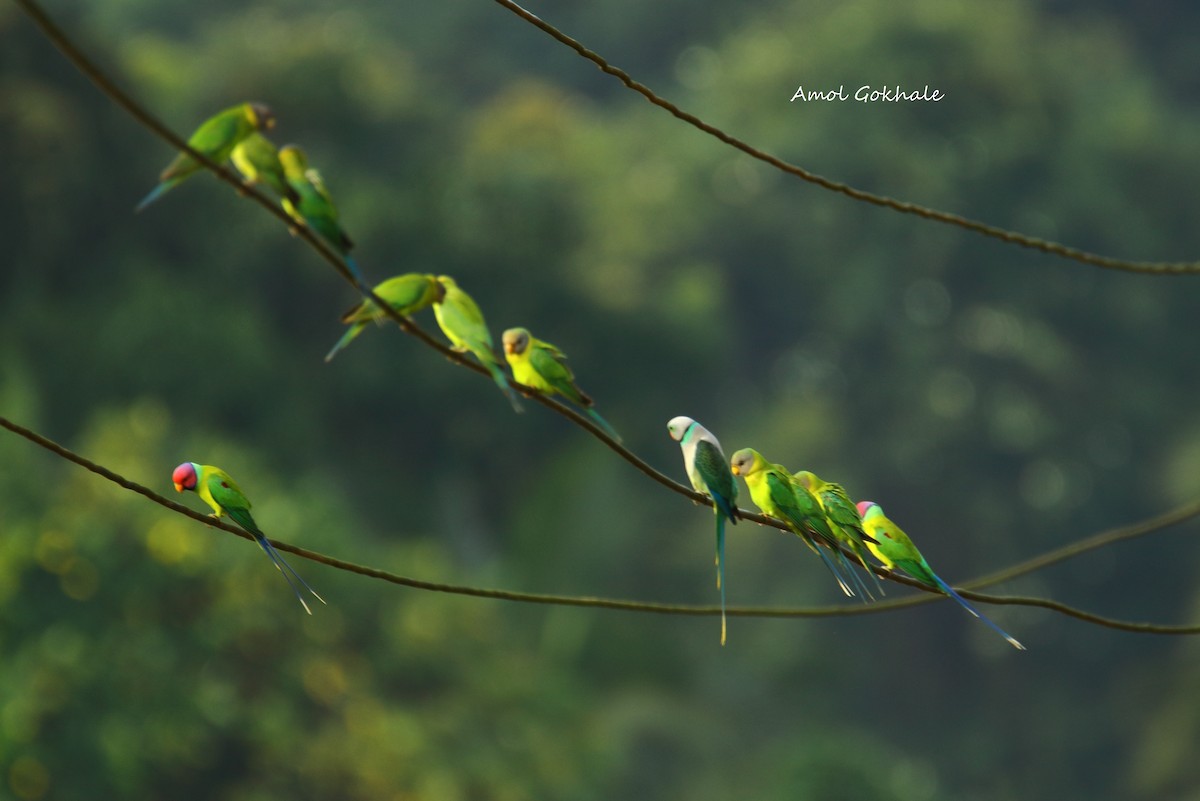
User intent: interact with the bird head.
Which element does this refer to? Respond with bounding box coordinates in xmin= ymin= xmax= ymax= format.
xmin=249 ymin=102 xmax=276 ymax=130
xmin=502 ymin=328 xmax=530 ymax=356
xmin=793 ymin=470 xmax=816 ymax=490
xmin=172 ymin=462 xmax=199 ymax=493
xmin=430 ymin=275 xmax=448 ymax=302
xmin=729 ymin=448 xmax=761 ymax=478
xmin=666 ymin=416 xmax=696 ymax=442
xmin=856 ymin=500 xmax=881 ymax=519
xmin=278 ymin=144 xmax=307 ymax=174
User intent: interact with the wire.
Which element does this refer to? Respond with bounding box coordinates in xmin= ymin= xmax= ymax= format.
xmin=6 ymin=412 xmax=1200 ymax=635
xmin=487 ymin=0 xmax=1200 ymax=275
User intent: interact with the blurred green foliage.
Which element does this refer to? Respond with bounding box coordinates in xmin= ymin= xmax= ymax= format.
xmin=3 ymin=0 xmax=1200 ymax=798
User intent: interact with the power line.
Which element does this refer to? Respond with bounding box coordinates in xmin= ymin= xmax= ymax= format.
xmin=6 ymin=412 xmax=1200 ymax=635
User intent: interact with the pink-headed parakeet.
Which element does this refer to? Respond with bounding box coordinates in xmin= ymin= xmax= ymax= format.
xmin=172 ymin=462 xmax=324 ymax=614
xmin=502 ymin=327 xmax=620 ymax=441
xmin=137 ymin=102 xmax=275 ymax=212
xmin=668 ymin=416 xmax=738 ymax=645
xmin=857 ymin=501 xmax=1025 ymax=649
xmin=433 ymin=276 xmax=522 ymax=413
xmin=325 ymin=273 xmax=445 ymax=362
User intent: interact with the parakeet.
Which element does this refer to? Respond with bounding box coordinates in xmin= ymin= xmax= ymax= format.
xmin=278 ymin=144 xmax=363 ymax=285
xmin=729 ymin=448 xmax=859 ymax=598
xmin=433 ymin=276 xmax=523 ymax=413
xmin=793 ymin=470 xmax=885 ymax=600
xmin=171 ymin=462 xmax=324 ymax=614
xmin=137 ymin=102 xmax=275 ymax=212
xmin=857 ymin=501 xmax=1025 ymax=650
xmin=668 ymin=416 xmax=738 ymax=645
xmin=231 ymin=132 xmax=300 ymax=204
xmin=502 ymin=327 xmax=620 ymax=441
xmin=325 ymin=273 xmax=445 ymax=362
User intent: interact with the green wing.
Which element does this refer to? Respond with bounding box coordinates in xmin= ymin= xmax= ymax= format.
xmin=820 ymin=484 xmax=867 ymax=536
xmin=205 ymin=471 xmax=264 ymax=538
xmin=528 ymin=344 xmax=586 ymax=405
xmin=437 ymin=290 xmax=492 ymax=352
xmin=694 ymin=439 xmax=736 ymax=508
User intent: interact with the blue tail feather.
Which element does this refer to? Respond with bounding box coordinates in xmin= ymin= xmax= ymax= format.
xmin=135 ymin=180 xmax=178 ymax=213
xmin=835 ymin=548 xmax=876 ymax=603
xmin=255 ymin=535 xmax=326 ymax=615
xmin=715 ymin=513 xmax=727 ymax=646
xmin=485 ymin=360 xmax=524 ymax=413
xmin=810 ymin=542 xmax=855 ymax=597
xmin=586 ymin=407 xmax=622 ymax=443
xmin=930 ymin=573 xmax=1025 ymax=650
xmin=325 ymin=322 xmax=366 ymax=362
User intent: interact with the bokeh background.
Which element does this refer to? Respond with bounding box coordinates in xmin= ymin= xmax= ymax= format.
xmin=4 ymin=0 xmax=1200 ymax=798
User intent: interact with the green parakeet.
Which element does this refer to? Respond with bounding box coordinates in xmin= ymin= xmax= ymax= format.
xmin=857 ymin=501 xmax=1025 ymax=649
xmin=137 ymin=102 xmax=275 ymax=212
xmin=668 ymin=416 xmax=738 ymax=645
xmin=502 ymin=327 xmax=620 ymax=441
xmin=171 ymin=462 xmax=324 ymax=614
xmin=231 ymin=132 xmax=300 ymax=204
xmin=433 ymin=276 xmax=523 ymax=413
xmin=793 ymin=470 xmax=885 ymax=600
xmin=325 ymin=273 xmax=445 ymax=362
xmin=278 ymin=144 xmax=363 ymax=285
xmin=729 ymin=448 xmax=860 ymax=598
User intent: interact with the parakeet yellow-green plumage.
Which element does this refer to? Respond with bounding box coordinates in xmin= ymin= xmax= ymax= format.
xmin=137 ymin=102 xmax=275 ymax=212
xmin=502 ymin=327 xmax=620 ymax=441
xmin=278 ymin=144 xmax=363 ymax=285
xmin=325 ymin=273 xmax=445 ymax=362
xmin=729 ymin=448 xmax=861 ymax=598
xmin=793 ymin=470 xmax=885 ymax=600
xmin=433 ymin=276 xmax=522 ymax=413
xmin=231 ymin=132 xmax=299 ymax=204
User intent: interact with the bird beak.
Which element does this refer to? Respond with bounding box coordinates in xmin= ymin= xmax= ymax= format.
xmin=730 ymin=465 xmax=740 ymax=476
xmin=173 ymin=482 xmax=184 ymax=492
xmin=503 ymin=342 xmax=514 ymax=354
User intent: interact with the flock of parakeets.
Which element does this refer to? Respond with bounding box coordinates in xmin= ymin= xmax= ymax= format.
xmin=148 ymin=103 xmax=1024 ymax=652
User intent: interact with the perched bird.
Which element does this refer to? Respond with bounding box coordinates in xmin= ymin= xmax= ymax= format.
xmin=278 ymin=144 xmax=363 ymax=285
xmin=231 ymin=132 xmax=300 ymax=204
xmin=729 ymin=448 xmax=859 ymax=598
xmin=857 ymin=501 xmax=1025 ymax=650
xmin=502 ymin=327 xmax=620 ymax=441
xmin=137 ymin=102 xmax=275 ymax=212
xmin=433 ymin=276 xmax=522 ymax=413
xmin=667 ymin=416 xmax=738 ymax=645
xmin=793 ymin=470 xmax=885 ymax=600
xmin=325 ymin=273 xmax=445 ymax=362
xmin=171 ymin=462 xmax=325 ymax=614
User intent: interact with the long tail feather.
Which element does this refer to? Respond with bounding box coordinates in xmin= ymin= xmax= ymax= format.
xmin=342 ymin=255 xmax=368 ymax=290
xmin=855 ymin=547 xmax=886 ymax=598
xmin=484 ymin=359 xmax=524 ymax=413
xmin=810 ymin=541 xmax=855 ymax=597
xmin=134 ymin=180 xmax=177 ymax=213
xmin=834 ymin=548 xmax=876 ymax=603
xmin=931 ymin=574 xmax=1025 ymax=650
xmin=255 ymin=536 xmax=326 ymax=615
xmin=325 ymin=322 xmax=367 ymax=362
xmin=715 ymin=513 xmax=727 ymax=646
xmin=585 ymin=407 xmax=622 ymax=443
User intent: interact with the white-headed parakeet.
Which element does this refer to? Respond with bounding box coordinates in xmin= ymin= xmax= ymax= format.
xmin=668 ymin=415 xmax=738 ymax=644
